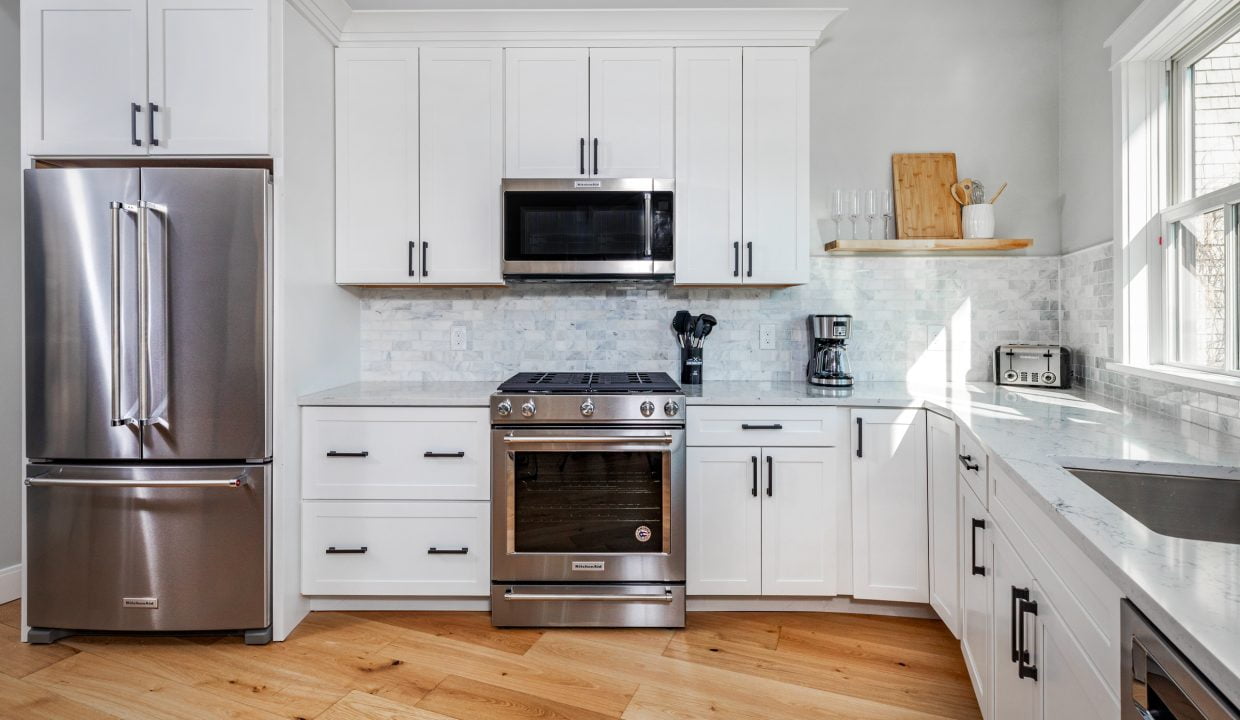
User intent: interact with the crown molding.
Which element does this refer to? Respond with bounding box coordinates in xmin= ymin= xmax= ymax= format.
xmin=290 ymin=2 xmax=844 ymax=47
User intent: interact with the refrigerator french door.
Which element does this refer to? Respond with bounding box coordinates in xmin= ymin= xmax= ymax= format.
xmin=23 ymin=168 xmax=272 ymax=643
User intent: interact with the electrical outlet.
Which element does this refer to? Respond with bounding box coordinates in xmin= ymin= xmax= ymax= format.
xmin=759 ymin=324 xmax=777 ymax=350
xmin=451 ymin=326 xmax=467 ymax=351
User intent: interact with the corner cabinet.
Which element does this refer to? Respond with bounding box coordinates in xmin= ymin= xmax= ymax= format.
xmin=21 ymin=0 xmax=269 ymax=156
xmin=335 ymin=47 xmax=503 ymax=286
xmin=674 ymin=47 xmax=809 ymax=285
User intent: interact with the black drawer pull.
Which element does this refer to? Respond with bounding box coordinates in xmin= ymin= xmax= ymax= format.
xmin=970 ymin=518 xmax=986 ymax=576
xmin=1017 ymin=596 xmax=1039 ymax=681
xmin=856 ymin=417 xmax=864 ymax=458
xmin=428 ymin=547 xmax=469 ymax=555
xmin=958 ymin=453 xmax=981 ymax=472
xmin=750 ymin=456 xmax=758 ymax=497
xmin=766 ymin=455 xmax=774 ymax=497
xmin=1011 ymin=586 xmax=1029 ymax=663
xmin=326 ymin=546 xmax=367 ymax=554
xmin=741 ymin=423 xmax=783 ymax=430
xmin=326 ymin=450 xmax=369 ymax=458
xmin=424 ymin=451 xmax=465 ymax=458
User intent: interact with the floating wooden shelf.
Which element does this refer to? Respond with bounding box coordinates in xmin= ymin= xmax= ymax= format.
xmin=824 ymin=238 xmax=1034 ymax=254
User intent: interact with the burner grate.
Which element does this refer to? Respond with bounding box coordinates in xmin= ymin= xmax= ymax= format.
xmin=497 ymin=371 xmax=680 ymax=394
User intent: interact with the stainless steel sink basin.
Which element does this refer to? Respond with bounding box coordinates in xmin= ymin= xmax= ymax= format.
xmin=1066 ymin=468 xmax=1240 ymax=544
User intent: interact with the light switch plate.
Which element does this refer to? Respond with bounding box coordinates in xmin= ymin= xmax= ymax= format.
xmin=451 ymin=326 xmax=467 ymax=351
xmin=759 ymin=324 xmax=777 ymax=350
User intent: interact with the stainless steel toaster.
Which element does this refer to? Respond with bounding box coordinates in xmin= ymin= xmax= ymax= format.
xmin=994 ymin=345 xmax=1071 ymax=388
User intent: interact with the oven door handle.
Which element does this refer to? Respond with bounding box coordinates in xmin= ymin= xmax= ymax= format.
xmin=502 ymin=435 xmax=674 ymax=445
xmin=503 ymin=590 xmax=675 ymax=602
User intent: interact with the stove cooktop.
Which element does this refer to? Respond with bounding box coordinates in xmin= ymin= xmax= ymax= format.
xmin=497 ymin=372 xmax=681 ymax=394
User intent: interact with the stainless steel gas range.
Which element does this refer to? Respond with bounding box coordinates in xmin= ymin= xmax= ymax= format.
xmin=490 ymin=372 xmax=686 ymax=628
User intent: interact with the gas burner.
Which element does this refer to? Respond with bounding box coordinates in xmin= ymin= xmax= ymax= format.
xmin=497 ymin=371 xmax=681 ymax=394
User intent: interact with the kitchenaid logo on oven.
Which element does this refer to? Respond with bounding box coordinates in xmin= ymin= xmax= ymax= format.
xmin=122 ymin=597 xmax=158 ymax=609
xmin=572 ymin=561 xmax=605 ymax=571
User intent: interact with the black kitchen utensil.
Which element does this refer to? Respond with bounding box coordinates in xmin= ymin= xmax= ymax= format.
xmin=672 ymin=310 xmax=692 ymax=348
xmin=698 ymin=314 xmax=717 ymax=344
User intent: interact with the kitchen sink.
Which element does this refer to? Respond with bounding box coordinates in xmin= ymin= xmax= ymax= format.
xmin=1065 ymin=468 xmax=1240 ymax=544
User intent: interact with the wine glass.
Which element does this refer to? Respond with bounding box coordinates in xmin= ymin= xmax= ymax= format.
xmin=831 ymin=189 xmax=844 ymax=241
xmin=846 ymin=190 xmax=860 ymax=240
xmin=880 ymin=190 xmax=893 ymax=239
xmin=864 ymin=190 xmax=878 ymax=240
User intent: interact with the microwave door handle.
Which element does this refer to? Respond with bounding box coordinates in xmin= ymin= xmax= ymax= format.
xmin=643 ymin=191 xmax=653 ymax=260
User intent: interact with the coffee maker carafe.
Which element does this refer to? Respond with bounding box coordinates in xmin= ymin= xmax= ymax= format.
xmin=807 ymin=314 xmax=853 ymax=387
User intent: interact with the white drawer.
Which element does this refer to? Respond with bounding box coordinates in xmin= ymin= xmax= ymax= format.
xmin=301 ymin=501 xmax=490 ymax=596
xmin=302 ymin=406 xmax=489 ymax=500
xmin=956 ymin=429 xmax=989 ymax=503
xmin=687 ymin=406 xmax=845 ymax=447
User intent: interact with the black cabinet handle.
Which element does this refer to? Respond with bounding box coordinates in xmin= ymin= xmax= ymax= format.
xmin=428 ymin=547 xmax=469 ymax=555
xmin=970 ymin=518 xmax=986 ymax=576
xmin=959 ymin=454 xmax=980 ymax=472
xmin=733 ymin=241 xmax=740 ymax=277
xmin=326 ymin=546 xmax=367 ymax=554
xmin=130 ymin=103 xmax=142 ymax=147
xmin=855 ymin=418 xmax=863 ymax=458
xmin=579 ymin=138 xmax=585 ymax=175
xmin=326 ymin=450 xmax=369 ymax=458
xmin=741 ymin=423 xmax=783 ymax=430
xmin=1017 ymin=596 xmax=1039 ymax=680
xmin=408 ymin=241 xmax=417 ymax=277
xmin=750 ymin=456 xmax=758 ymax=497
xmin=593 ymin=138 xmax=599 ymax=175
xmin=148 ymin=102 xmax=160 ymax=147
xmin=1011 ymin=586 xmax=1029 ymax=663
xmin=766 ymin=455 xmax=773 ymax=497
xmin=421 ymin=241 xmax=429 ymax=277
xmin=424 ymin=451 xmax=465 ymax=458
xmin=746 ymin=241 xmax=753 ymax=277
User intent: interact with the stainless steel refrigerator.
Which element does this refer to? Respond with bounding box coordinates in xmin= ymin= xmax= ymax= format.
xmin=23 ymin=168 xmax=272 ymax=644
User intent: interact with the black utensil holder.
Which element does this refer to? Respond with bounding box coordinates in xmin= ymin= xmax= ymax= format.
xmin=681 ymin=346 xmax=703 ymax=385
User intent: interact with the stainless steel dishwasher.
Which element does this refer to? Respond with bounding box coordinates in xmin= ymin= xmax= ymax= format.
xmin=1123 ymin=601 xmax=1239 ymax=719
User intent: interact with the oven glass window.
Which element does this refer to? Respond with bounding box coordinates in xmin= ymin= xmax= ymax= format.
xmin=513 ymin=450 xmax=665 ymax=553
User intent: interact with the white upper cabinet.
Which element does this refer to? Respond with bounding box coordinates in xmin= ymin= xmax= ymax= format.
xmin=761 ymin=447 xmax=838 ymax=596
xmin=334 ymin=48 xmax=420 ymax=285
xmin=589 ymin=48 xmax=674 ymax=178
xmin=674 ymin=47 xmax=743 ymax=285
xmin=147 ymin=0 xmax=268 ymax=155
xmin=928 ymin=412 xmax=961 ymax=637
xmin=419 ymin=47 xmax=504 ymax=285
xmin=850 ymin=408 xmax=929 ymax=603
xmin=504 ymin=48 xmax=590 ymax=178
xmin=21 ymin=1 xmax=148 ymax=156
xmin=741 ymin=47 xmax=810 ymax=285
xmin=21 ymin=0 xmax=268 ymax=156
xmin=504 ymin=47 xmax=673 ymax=179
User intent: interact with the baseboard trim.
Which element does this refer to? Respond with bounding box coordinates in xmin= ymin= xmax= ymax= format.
xmin=686 ymin=595 xmax=938 ymax=618
xmin=0 ymin=564 xmax=20 ymax=605
xmin=308 ymin=597 xmax=490 ymax=611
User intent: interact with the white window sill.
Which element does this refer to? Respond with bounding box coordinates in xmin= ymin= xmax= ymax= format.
xmin=1105 ymin=362 xmax=1240 ymax=397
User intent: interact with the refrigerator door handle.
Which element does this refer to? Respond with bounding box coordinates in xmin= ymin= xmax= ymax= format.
xmin=137 ymin=201 xmax=169 ymax=427
xmin=109 ymin=202 xmax=139 ymax=428
xmin=26 ymin=474 xmax=247 ymax=489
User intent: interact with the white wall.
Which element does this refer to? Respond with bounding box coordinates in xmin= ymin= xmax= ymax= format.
xmin=1058 ymin=0 xmax=1144 ymax=254
xmin=0 ymin=0 xmax=23 ymax=599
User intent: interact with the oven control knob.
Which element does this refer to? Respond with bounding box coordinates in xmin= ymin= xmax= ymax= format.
xmin=521 ymin=400 xmax=537 ymax=418
xmin=580 ymin=399 xmax=596 ymax=416
xmin=497 ymin=399 xmax=512 ymax=416
xmin=640 ymin=400 xmax=656 ymax=417
xmin=664 ymin=401 xmax=680 ymax=417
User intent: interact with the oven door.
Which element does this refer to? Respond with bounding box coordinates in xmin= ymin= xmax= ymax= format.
xmin=502 ymin=179 xmax=673 ymax=279
xmin=491 ymin=426 xmax=685 ymax=583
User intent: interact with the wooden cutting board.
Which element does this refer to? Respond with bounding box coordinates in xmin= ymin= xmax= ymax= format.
xmin=892 ymin=153 xmax=961 ymax=239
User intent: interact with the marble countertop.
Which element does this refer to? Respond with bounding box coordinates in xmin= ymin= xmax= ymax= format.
xmin=301 ymin=378 xmax=1240 ymax=700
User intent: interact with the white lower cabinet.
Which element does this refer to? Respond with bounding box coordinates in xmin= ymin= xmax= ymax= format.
xmin=850 ymin=408 xmax=929 ymax=602
xmin=927 ymin=411 xmax=960 ymax=637
xmin=686 ymin=445 xmax=838 ymax=596
xmin=302 ymin=501 xmax=490 ymax=596
xmin=1037 ymin=590 xmax=1119 ymax=720
xmin=960 ymin=483 xmax=993 ymax=719
xmin=991 ymin=525 xmax=1038 ymax=720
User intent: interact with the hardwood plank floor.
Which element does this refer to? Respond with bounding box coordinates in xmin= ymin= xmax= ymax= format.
xmin=0 ymin=601 xmax=981 ymax=720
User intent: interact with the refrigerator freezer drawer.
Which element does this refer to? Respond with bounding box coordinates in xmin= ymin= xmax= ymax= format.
xmin=25 ymin=464 xmax=270 ymax=634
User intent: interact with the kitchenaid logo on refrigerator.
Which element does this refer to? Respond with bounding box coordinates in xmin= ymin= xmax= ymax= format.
xmin=572 ymin=561 xmax=605 ymax=571
xmin=122 ymin=597 xmax=159 ymax=609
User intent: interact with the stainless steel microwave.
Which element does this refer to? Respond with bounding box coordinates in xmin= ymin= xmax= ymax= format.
xmin=502 ymin=178 xmax=674 ymax=281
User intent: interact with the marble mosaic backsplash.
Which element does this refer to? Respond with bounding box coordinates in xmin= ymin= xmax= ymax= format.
xmin=361 ymin=256 xmax=1060 ymax=384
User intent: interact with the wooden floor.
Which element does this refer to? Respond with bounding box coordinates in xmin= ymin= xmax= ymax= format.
xmin=0 ymin=600 xmax=981 ymax=720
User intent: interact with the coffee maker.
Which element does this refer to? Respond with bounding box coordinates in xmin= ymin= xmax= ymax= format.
xmin=807 ymin=314 xmax=853 ymax=387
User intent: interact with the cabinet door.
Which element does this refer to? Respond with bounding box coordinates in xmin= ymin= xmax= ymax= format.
xmin=673 ymin=47 xmax=742 ymax=285
xmin=960 ymin=486 xmax=993 ymax=720
xmin=850 ymin=408 xmax=928 ymax=602
xmin=334 ymin=48 xmax=420 ymax=285
xmin=504 ymin=48 xmax=589 ymax=178
xmin=686 ymin=447 xmax=762 ymax=595
xmin=928 ymin=412 xmax=961 ymax=637
xmin=419 ymin=47 xmax=503 ymax=285
xmin=147 ymin=0 xmax=268 ymax=154
xmin=761 ymin=447 xmax=838 ymax=596
xmin=1038 ymin=586 xmax=1119 ymax=720
xmin=741 ymin=47 xmax=809 ymax=285
xmin=589 ymin=48 xmax=674 ymax=178
xmin=21 ymin=0 xmax=147 ymax=156
xmin=992 ymin=528 xmax=1038 ymax=720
